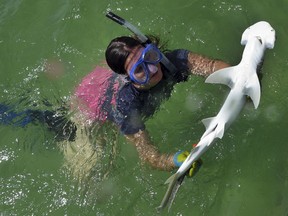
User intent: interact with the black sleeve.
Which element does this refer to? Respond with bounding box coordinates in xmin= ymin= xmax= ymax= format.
xmin=120 ymin=108 xmax=145 ymax=135
xmin=115 ymin=85 xmax=145 ymax=135
xmin=165 ymin=49 xmax=190 ymax=82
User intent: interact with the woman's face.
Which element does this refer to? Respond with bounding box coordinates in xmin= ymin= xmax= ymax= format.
xmin=125 ymin=46 xmax=163 ymax=89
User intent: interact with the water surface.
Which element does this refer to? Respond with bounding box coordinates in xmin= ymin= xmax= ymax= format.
xmin=1 ymin=0 xmax=288 ymax=215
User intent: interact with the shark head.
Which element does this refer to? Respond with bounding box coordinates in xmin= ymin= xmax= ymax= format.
xmin=241 ymin=21 xmax=276 ymax=49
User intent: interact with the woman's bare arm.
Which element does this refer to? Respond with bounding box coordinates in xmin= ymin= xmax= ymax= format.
xmin=123 ymin=53 xmax=229 ymax=171
xmin=125 ymin=130 xmax=175 ymax=171
xmin=187 ymin=52 xmax=230 ymax=77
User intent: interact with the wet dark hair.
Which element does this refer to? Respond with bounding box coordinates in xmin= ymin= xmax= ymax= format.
xmin=105 ymin=35 xmax=164 ymax=75
xmin=105 ymin=36 xmax=142 ymax=75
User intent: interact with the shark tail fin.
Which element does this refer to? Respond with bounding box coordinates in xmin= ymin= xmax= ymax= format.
xmin=157 ymin=173 xmax=179 ymax=212
xmin=244 ymin=72 xmax=261 ymax=108
xmin=164 ymin=173 xmax=177 ymax=185
xmin=205 ymin=66 xmax=236 ymax=88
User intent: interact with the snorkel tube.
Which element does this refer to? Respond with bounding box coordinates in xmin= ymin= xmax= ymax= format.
xmin=106 ymin=11 xmax=177 ymax=74
xmin=106 ymin=11 xmax=150 ymax=44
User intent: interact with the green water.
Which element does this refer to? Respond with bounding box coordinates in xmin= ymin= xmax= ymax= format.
xmin=1 ymin=0 xmax=288 ymax=215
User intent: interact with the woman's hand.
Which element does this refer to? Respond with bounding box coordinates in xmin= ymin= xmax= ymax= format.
xmin=173 ymin=150 xmax=203 ymax=177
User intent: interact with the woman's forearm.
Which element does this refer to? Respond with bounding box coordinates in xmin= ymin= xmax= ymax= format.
xmin=187 ymin=52 xmax=230 ymax=76
xmin=125 ymin=130 xmax=175 ymax=171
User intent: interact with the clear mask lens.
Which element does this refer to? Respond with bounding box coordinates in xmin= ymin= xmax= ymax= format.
xmin=143 ymin=49 xmax=161 ymax=63
xmin=130 ymin=65 xmax=148 ymax=83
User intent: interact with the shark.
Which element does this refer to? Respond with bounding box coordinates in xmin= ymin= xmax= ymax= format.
xmin=158 ymin=21 xmax=276 ymax=211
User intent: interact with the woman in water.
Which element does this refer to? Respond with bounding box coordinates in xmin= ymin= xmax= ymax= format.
xmin=66 ymin=35 xmax=229 ymax=180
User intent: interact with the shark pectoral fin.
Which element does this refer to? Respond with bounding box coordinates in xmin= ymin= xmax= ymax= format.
xmin=205 ymin=67 xmax=236 ymax=88
xmin=244 ymin=73 xmax=261 ymax=109
xmin=215 ymin=122 xmax=225 ymax=139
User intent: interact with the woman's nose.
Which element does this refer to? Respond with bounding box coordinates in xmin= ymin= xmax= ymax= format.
xmin=147 ymin=64 xmax=158 ymax=74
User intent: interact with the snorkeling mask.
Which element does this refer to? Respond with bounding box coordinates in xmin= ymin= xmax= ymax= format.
xmin=129 ymin=44 xmax=163 ymax=84
xmin=106 ymin=11 xmax=177 ymax=82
